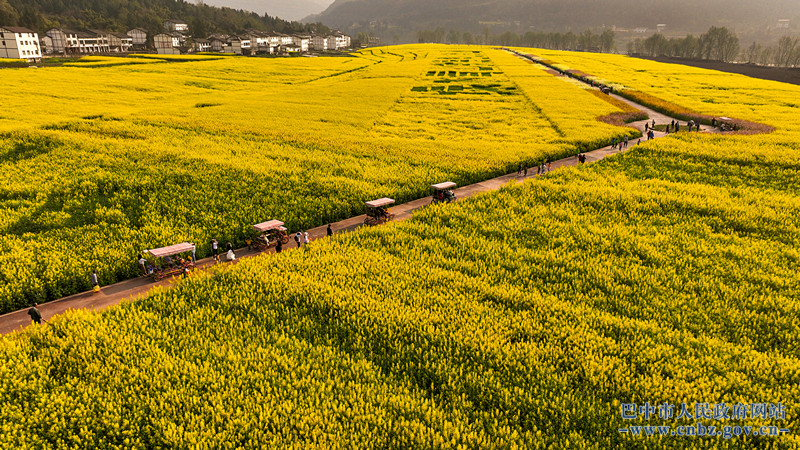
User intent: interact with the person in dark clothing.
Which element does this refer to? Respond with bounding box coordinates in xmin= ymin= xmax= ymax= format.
xmin=276 ymin=239 xmax=283 ymax=253
xmin=226 ymin=241 xmax=233 ymax=252
xmin=91 ymin=269 xmax=99 ymax=288
xmin=211 ymin=239 xmax=219 ymax=262
xmin=523 ymin=164 xmax=528 ymax=176
xmin=28 ymin=303 xmax=42 ymax=324
xmin=294 ymin=232 xmax=302 ymax=248
xmin=327 ymin=224 xmax=333 ymax=237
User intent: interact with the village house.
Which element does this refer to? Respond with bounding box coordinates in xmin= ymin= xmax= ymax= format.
xmin=41 ymin=35 xmax=52 ymax=54
xmin=126 ymin=28 xmax=147 ymax=47
xmin=87 ymin=30 xmax=113 ymax=52
xmin=225 ymin=37 xmax=242 ymax=55
xmin=245 ymin=30 xmax=271 ymax=54
xmin=44 ymin=28 xmax=67 ymax=54
xmin=154 ymin=32 xmax=183 ymax=54
xmin=291 ymin=35 xmax=311 ymax=52
xmin=108 ymin=32 xmax=133 ymax=52
xmin=209 ymin=35 xmax=229 ymax=53
xmin=0 ymin=27 xmax=41 ymax=62
xmin=238 ymin=36 xmax=251 ymax=55
xmin=310 ymin=34 xmax=327 ymax=51
xmin=164 ymin=20 xmax=189 ymax=33
xmin=192 ymin=38 xmax=211 ymax=53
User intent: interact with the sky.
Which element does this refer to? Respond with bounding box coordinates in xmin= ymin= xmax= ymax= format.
xmin=199 ymin=0 xmax=336 ymax=21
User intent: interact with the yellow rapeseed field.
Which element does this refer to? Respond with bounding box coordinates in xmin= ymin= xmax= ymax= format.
xmin=0 ymin=45 xmax=634 ymax=311
xmin=1 ymin=45 xmax=798 ymax=448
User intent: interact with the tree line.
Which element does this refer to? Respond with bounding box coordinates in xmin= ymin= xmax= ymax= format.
xmin=630 ymin=26 xmax=800 ymax=67
xmin=417 ymin=28 xmax=616 ymax=53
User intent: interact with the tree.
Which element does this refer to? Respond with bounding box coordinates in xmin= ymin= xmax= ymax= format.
xmin=643 ymin=33 xmax=669 ymax=57
xmin=775 ymin=36 xmax=800 ymax=67
xmin=0 ymin=0 xmax=19 ymax=26
xmin=447 ymin=29 xmax=460 ymax=44
xmin=599 ymin=29 xmax=615 ymax=53
xmin=698 ymin=26 xmax=739 ymax=62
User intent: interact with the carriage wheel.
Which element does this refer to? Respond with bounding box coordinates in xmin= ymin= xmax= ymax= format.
xmin=281 ymin=235 xmax=290 ymax=244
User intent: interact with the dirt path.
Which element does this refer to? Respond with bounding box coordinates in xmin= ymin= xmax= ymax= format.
xmin=0 ymin=63 xmax=715 ymax=337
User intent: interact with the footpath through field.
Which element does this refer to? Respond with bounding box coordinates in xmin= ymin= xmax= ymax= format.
xmin=0 ymin=65 xmax=716 ymax=336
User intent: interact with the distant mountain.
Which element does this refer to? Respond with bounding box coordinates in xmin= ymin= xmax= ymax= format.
xmin=0 ymin=0 xmax=328 ymax=36
xmin=202 ymin=0 xmax=333 ymax=22
xmin=311 ymin=0 xmax=800 ymax=35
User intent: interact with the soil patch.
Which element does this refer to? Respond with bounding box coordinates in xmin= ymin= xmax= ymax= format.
xmin=636 ymin=56 xmax=800 ymax=86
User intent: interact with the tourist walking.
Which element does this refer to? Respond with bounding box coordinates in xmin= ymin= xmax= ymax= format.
xmin=327 ymin=224 xmax=333 ymax=237
xmin=294 ymin=232 xmax=301 ymax=248
xmin=623 ymin=136 xmax=628 ymax=148
xmin=611 ymin=137 xmax=616 ymax=149
xmin=276 ymin=238 xmax=283 ymax=253
xmin=138 ymin=254 xmax=147 ymax=276
xmin=28 ymin=303 xmax=43 ymax=324
xmin=211 ymin=238 xmax=219 ymax=262
xmin=546 ymin=160 xmax=552 ymax=172
xmin=190 ymin=243 xmax=196 ymax=263
xmin=304 ymin=231 xmax=310 ymax=245
xmin=91 ymin=269 xmax=99 ymax=292
xmin=517 ymin=163 xmax=522 ymax=175
xmin=523 ymin=164 xmax=528 ymax=176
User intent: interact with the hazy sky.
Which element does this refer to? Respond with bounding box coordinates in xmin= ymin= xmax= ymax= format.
xmin=200 ymin=0 xmax=336 ymax=21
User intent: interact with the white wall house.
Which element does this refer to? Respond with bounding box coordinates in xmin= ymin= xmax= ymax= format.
xmin=74 ymin=31 xmax=110 ymax=53
xmin=0 ymin=27 xmax=42 ymax=62
xmin=238 ymin=36 xmax=251 ymax=54
xmin=193 ymin=38 xmax=211 ymax=53
xmin=164 ymin=20 xmax=189 ymax=33
xmin=245 ymin=31 xmax=270 ymax=54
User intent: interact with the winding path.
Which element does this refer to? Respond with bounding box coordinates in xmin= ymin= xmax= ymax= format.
xmin=0 ymin=62 xmax=716 ymax=336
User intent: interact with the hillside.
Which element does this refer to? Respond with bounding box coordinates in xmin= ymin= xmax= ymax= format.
xmin=0 ymin=0 xmax=325 ymax=36
xmin=311 ymin=0 xmax=799 ymax=36
xmin=203 ymin=0 xmax=332 ymax=22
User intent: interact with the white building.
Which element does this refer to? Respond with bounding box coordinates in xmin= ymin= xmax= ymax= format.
xmin=74 ymin=31 xmax=110 ymax=53
xmin=0 ymin=27 xmax=42 ymax=62
xmin=245 ymin=30 xmax=271 ymax=54
xmin=193 ymin=38 xmax=211 ymax=53
xmin=164 ymin=20 xmax=189 ymax=33
xmin=238 ymin=36 xmax=251 ymax=54
xmin=326 ymin=33 xmax=351 ymax=50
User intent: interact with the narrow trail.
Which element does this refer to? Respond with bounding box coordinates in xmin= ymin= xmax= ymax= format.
xmin=0 ymin=60 xmax=717 ymax=337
